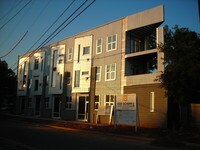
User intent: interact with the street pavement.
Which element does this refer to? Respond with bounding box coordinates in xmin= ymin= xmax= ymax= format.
xmin=0 ymin=112 xmax=199 ymax=150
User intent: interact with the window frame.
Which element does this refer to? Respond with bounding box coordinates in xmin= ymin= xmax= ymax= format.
xmin=96 ymin=66 xmax=101 ymax=82
xmin=150 ymin=92 xmax=155 ymax=112
xmin=105 ymin=95 xmax=115 ymax=106
xmin=106 ymin=34 xmax=117 ymax=51
xmin=105 ymin=63 xmax=116 ymax=81
xmin=66 ymin=96 xmax=72 ymax=109
xmin=94 ymin=95 xmax=100 ymax=111
xmin=83 ymin=46 xmax=90 ymax=55
xmin=34 ymin=58 xmax=39 ymax=70
xmin=74 ymin=70 xmax=80 ymax=87
xmin=34 ymin=79 xmax=39 ymax=91
xmin=68 ymin=48 xmax=73 ymax=61
xmin=44 ymin=97 xmax=50 ymax=109
xmin=96 ymin=39 xmax=102 ymax=54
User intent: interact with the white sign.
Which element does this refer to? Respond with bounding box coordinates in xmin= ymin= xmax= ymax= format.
xmin=116 ymin=94 xmax=136 ymax=110
xmin=115 ymin=94 xmax=139 ymax=128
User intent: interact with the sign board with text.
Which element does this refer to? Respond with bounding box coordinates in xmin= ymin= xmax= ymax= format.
xmin=115 ymin=94 xmax=138 ymax=126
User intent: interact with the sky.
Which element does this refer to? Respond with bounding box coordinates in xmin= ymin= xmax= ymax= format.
xmin=0 ymin=0 xmax=199 ymax=72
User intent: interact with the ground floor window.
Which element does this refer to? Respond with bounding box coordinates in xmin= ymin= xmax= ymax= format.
xmin=94 ymin=95 xmax=100 ymax=110
xmin=105 ymin=95 xmax=115 ymax=106
xmin=44 ymin=97 xmax=49 ymax=109
xmin=66 ymin=96 xmax=72 ymax=109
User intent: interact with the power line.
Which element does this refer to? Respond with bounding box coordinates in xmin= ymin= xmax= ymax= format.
xmin=12 ymin=0 xmax=95 ymax=71
xmin=0 ymin=0 xmax=32 ymax=31
xmin=0 ymin=0 xmax=23 ymax=22
xmin=0 ymin=31 xmax=28 ymax=59
xmin=9 ymin=0 xmax=77 ymax=70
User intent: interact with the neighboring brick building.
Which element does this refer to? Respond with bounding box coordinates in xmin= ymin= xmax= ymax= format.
xmin=16 ymin=5 xmax=167 ymax=128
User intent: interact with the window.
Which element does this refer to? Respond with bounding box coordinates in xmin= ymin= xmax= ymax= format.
xmin=77 ymin=45 xmax=80 ymax=63
xmin=105 ymin=95 xmax=115 ymax=106
xmin=96 ymin=39 xmax=102 ymax=54
xmin=107 ymin=34 xmax=117 ymax=51
xmin=44 ymin=97 xmax=49 ymax=109
xmin=52 ymin=50 xmax=58 ymax=68
xmin=41 ymin=59 xmax=43 ymax=71
xmin=83 ymin=46 xmax=90 ymax=55
xmin=66 ymin=96 xmax=72 ymax=109
xmin=68 ymin=48 xmax=72 ymax=61
xmin=44 ymin=76 xmax=49 ymax=86
xmin=82 ymin=71 xmax=89 ymax=75
xmin=27 ymin=98 xmax=32 ymax=108
xmin=34 ymin=59 xmax=39 ymax=70
xmin=94 ymin=95 xmax=100 ymax=110
xmin=28 ymin=79 xmax=32 ymax=88
xmin=150 ymin=92 xmax=155 ymax=112
xmin=66 ymin=72 xmax=71 ymax=85
xmin=34 ymin=79 xmax=39 ymax=91
xmin=60 ymin=74 xmax=62 ymax=89
xmin=105 ymin=63 xmax=116 ymax=81
xmin=74 ymin=70 xmax=80 ymax=87
xmin=22 ymin=75 xmax=27 ymax=88
xmin=58 ymin=59 xmax=63 ymax=64
xmin=96 ymin=66 xmax=101 ymax=82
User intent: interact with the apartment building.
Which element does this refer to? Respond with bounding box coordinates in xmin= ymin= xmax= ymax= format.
xmin=16 ymin=5 xmax=167 ymax=128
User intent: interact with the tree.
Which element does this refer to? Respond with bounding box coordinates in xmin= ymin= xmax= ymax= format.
xmin=159 ymin=25 xmax=200 ymax=129
xmin=0 ymin=59 xmax=16 ymax=112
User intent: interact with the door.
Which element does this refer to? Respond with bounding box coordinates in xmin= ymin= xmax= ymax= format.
xmin=35 ymin=97 xmax=41 ymax=116
xmin=20 ymin=97 xmax=25 ymax=114
xmin=77 ymin=95 xmax=89 ymax=121
xmin=53 ymin=96 xmax=61 ymax=118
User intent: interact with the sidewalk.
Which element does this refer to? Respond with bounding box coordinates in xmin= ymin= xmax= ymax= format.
xmin=2 ymin=112 xmax=200 ymax=149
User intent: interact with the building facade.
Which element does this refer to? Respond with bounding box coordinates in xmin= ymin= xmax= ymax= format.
xmin=16 ymin=5 xmax=167 ymax=128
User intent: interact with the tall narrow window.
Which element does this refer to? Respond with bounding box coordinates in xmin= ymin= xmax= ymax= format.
xmin=96 ymin=39 xmax=102 ymax=54
xmin=77 ymin=45 xmax=80 ymax=63
xmin=105 ymin=63 xmax=116 ymax=81
xmin=51 ymin=50 xmax=58 ymax=87
xmin=34 ymin=79 xmax=39 ymax=91
xmin=150 ymin=92 xmax=155 ymax=112
xmin=52 ymin=50 xmax=58 ymax=69
xmin=107 ymin=34 xmax=117 ymax=51
xmin=66 ymin=96 xmax=72 ymax=109
xmin=41 ymin=59 xmax=43 ymax=72
xmin=44 ymin=97 xmax=49 ymax=109
xmin=96 ymin=66 xmax=101 ymax=82
xmin=34 ymin=59 xmax=39 ymax=70
xmin=95 ymin=95 xmax=100 ymax=110
xmin=66 ymin=72 xmax=71 ymax=85
xmin=74 ymin=70 xmax=80 ymax=87
xmin=68 ymin=48 xmax=73 ymax=61
xmin=60 ymin=74 xmax=62 ymax=89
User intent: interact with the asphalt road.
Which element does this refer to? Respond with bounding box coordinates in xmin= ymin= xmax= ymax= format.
xmin=0 ymin=114 xmax=188 ymax=150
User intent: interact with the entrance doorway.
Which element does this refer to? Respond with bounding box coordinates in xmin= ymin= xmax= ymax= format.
xmin=53 ymin=96 xmax=61 ymax=118
xmin=35 ymin=97 xmax=41 ymax=116
xmin=20 ymin=97 xmax=25 ymax=114
xmin=77 ymin=95 xmax=89 ymax=121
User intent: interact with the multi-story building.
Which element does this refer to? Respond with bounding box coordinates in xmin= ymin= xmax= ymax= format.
xmin=16 ymin=5 xmax=167 ymax=128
